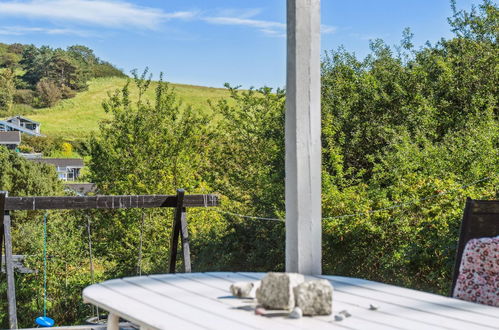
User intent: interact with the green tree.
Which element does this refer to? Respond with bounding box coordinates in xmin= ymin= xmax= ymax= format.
xmin=207 ymin=85 xmax=286 ymax=271
xmin=89 ymin=70 xmax=215 ymax=275
xmin=0 ymin=52 xmax=21 ymax=69
xmin=0 ymin=147 xmax=62 ymax=195
xmin=319 ymin=0 xmax=498 ymax=293
xmin=0 ymin=69 xmax=15 ymax=112
xmin=20 ymin=45 xmax=53 ymax=87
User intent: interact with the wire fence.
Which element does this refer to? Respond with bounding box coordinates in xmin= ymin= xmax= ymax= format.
xmin=210 ymin=175 xmax=497 ymax=222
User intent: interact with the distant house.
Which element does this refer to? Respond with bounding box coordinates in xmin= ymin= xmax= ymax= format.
xmin=0 ymin=115 xmax=43 ymax=137
xmin=0 ymin=131 xmax=21 ymax=150
xmin=32 ymin=158 xmax=84 ymax=181
xmin=64 ymin=183 xmax=96 ymax=195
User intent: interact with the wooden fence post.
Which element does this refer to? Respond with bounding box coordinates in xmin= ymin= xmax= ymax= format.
xmin=168 ymin=189 xmax=192 ymax=273
xmin=1 ymin=191 xmax=18 ymax=329
xmin=180 ymin=201 xmax=191 ymax=273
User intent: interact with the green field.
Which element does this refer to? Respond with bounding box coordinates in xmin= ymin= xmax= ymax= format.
xmin=28 ymin=77 xmax=231 ymax=139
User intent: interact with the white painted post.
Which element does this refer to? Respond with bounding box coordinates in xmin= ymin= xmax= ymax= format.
xmin=107 ymin=313 xmax=119 ymax=330
xmin=285 ymin=0 xmax=322 ymax=275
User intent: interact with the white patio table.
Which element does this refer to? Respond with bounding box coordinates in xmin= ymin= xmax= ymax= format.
xmin=82 ymin=272 xmax=499 ymax=330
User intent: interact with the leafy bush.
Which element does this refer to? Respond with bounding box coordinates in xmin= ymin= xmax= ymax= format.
xmin=21 ymin=136 xmax=64 ymax=154
xmin=317 ymin=0 xmax=498 ymax=293
xmin=18 ymin=144 xmax=34 ymax=153
xmin=36 ymin=78 xmax=61 ymax=107
xmin=60 ymin=84 xmax=77 ymax=99
xmin=13 ymin=88 xmax=36 ymax=105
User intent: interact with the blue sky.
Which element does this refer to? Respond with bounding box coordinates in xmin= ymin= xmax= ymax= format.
xmin=0 ymin=0 xmax=483 ymax=88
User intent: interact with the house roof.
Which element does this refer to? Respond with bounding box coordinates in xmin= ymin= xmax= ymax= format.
xmin=32 ymin=158 xmax=84 ymax=167
xmin=0 ymin=120 xmax=44 ymax=137
xmin=4 ymin=115 xmax=40 ymax=125
xmin=0 ymin=131 xmax=21 ymax=144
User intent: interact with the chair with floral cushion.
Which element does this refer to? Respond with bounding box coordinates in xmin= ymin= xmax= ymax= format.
xmin=451 ymin=198 xmax=499 ymax=306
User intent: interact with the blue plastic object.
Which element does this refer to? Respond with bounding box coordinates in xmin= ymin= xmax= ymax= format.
xmin=35 ymin=316 xmax=54 ymax=327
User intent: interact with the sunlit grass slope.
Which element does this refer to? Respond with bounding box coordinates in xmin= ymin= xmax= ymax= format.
xmin=29 ymin=77 xmax=231 ymax=139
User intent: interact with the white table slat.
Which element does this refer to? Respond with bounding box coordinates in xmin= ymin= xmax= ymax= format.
xmin=103 ymin=277 xmax=255 ymax=330
xmin=204 ymin=272 xmax=404 ymax=330
xmin=129 ymin=274 xmax=310 ymax=330
xmin=323 ymin=275 xmax=499 ymax=318
xmin=235 ymin=273 xmax=450 ymax=330
xmin=82 ymin=272 xmax=499 ymax=330
xmin=154 ymin=273 xmax=348 ymax=330
xmin=319 ymin=275 xmax=499 ymax=329
xmin=83 ymin=282 xmax=204 ymax=329
xmin=233 ymin=272 xmax=499 ymax=330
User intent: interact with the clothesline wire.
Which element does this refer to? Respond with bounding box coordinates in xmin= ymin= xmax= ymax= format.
xmin=211 ymin=175 xmax=496 ymax=222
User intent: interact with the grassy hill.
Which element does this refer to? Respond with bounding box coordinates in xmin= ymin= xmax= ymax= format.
xmin=28 ymin=77 xmax=231 ymax=139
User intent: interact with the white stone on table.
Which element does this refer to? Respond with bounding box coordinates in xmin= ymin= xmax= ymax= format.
xmin=230 ymin=281 xmax=260 ymax=298
xmin=293 ymin=279 xmax=333 ymax=316
xmin=289 ymin=307 xmax=303 ymax=319
xmin=256 ymin=272 xmax=304 ymax=310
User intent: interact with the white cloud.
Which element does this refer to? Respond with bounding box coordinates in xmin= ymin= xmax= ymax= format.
xmin=0 ymin=26 xmax=90 ymax=36
xmin=204 ymin=15 xmax=337 ymax=38
xmin=0 ymin=2 xmax=337 ymax=38
xmin=204 ymin=16 xmax=285 ymax=37
xmin=214 ymin=8 xmax=262 ymax=19
xmin=0 ymin=0 xmax=196 ymax=30
xmin=204 ymin=16 xmax=285 ymax=30
xmin=260 ymin=29 xmax=286 ymax=38
xmin=321 ymin=25 xmax=337 ymax=35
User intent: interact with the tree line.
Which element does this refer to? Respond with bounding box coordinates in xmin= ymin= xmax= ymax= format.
xmin=0 ymin=43 xmax=125 ymax=113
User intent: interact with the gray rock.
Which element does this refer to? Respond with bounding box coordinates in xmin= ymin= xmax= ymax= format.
xmin=334 ymin=314 xmax=344 ymax=321
xmin=294 ymin=279 xmax=333 ymax=316
xmin=256 ymin=272 xmax=305 ymax=310
xmin=339 ymin=310 xmax=351 ymax=317
xmin=230 ymin=281 xmax=260 ymax=298
xmin=289 ymin=307 xmax=303 ymax=319
xmin=369 ymin=304 xmax=379 ymax=311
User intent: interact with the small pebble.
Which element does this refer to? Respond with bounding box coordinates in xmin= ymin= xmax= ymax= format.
xmin=339 ymin=310 xmax=351 ymax=317
xmin=289 ymin=307 xmax=303 ymax=319
xmin=334 ymin=314 xmax=345 ymax=321
xmin=369 ymin=304 xmax=379 ymax=311
xmin=255 ymin=307 xmax=266 ymax=315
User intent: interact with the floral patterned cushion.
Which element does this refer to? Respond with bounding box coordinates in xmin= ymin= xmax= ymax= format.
xmin=453 ymin=235 xmax=499 ymax=307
